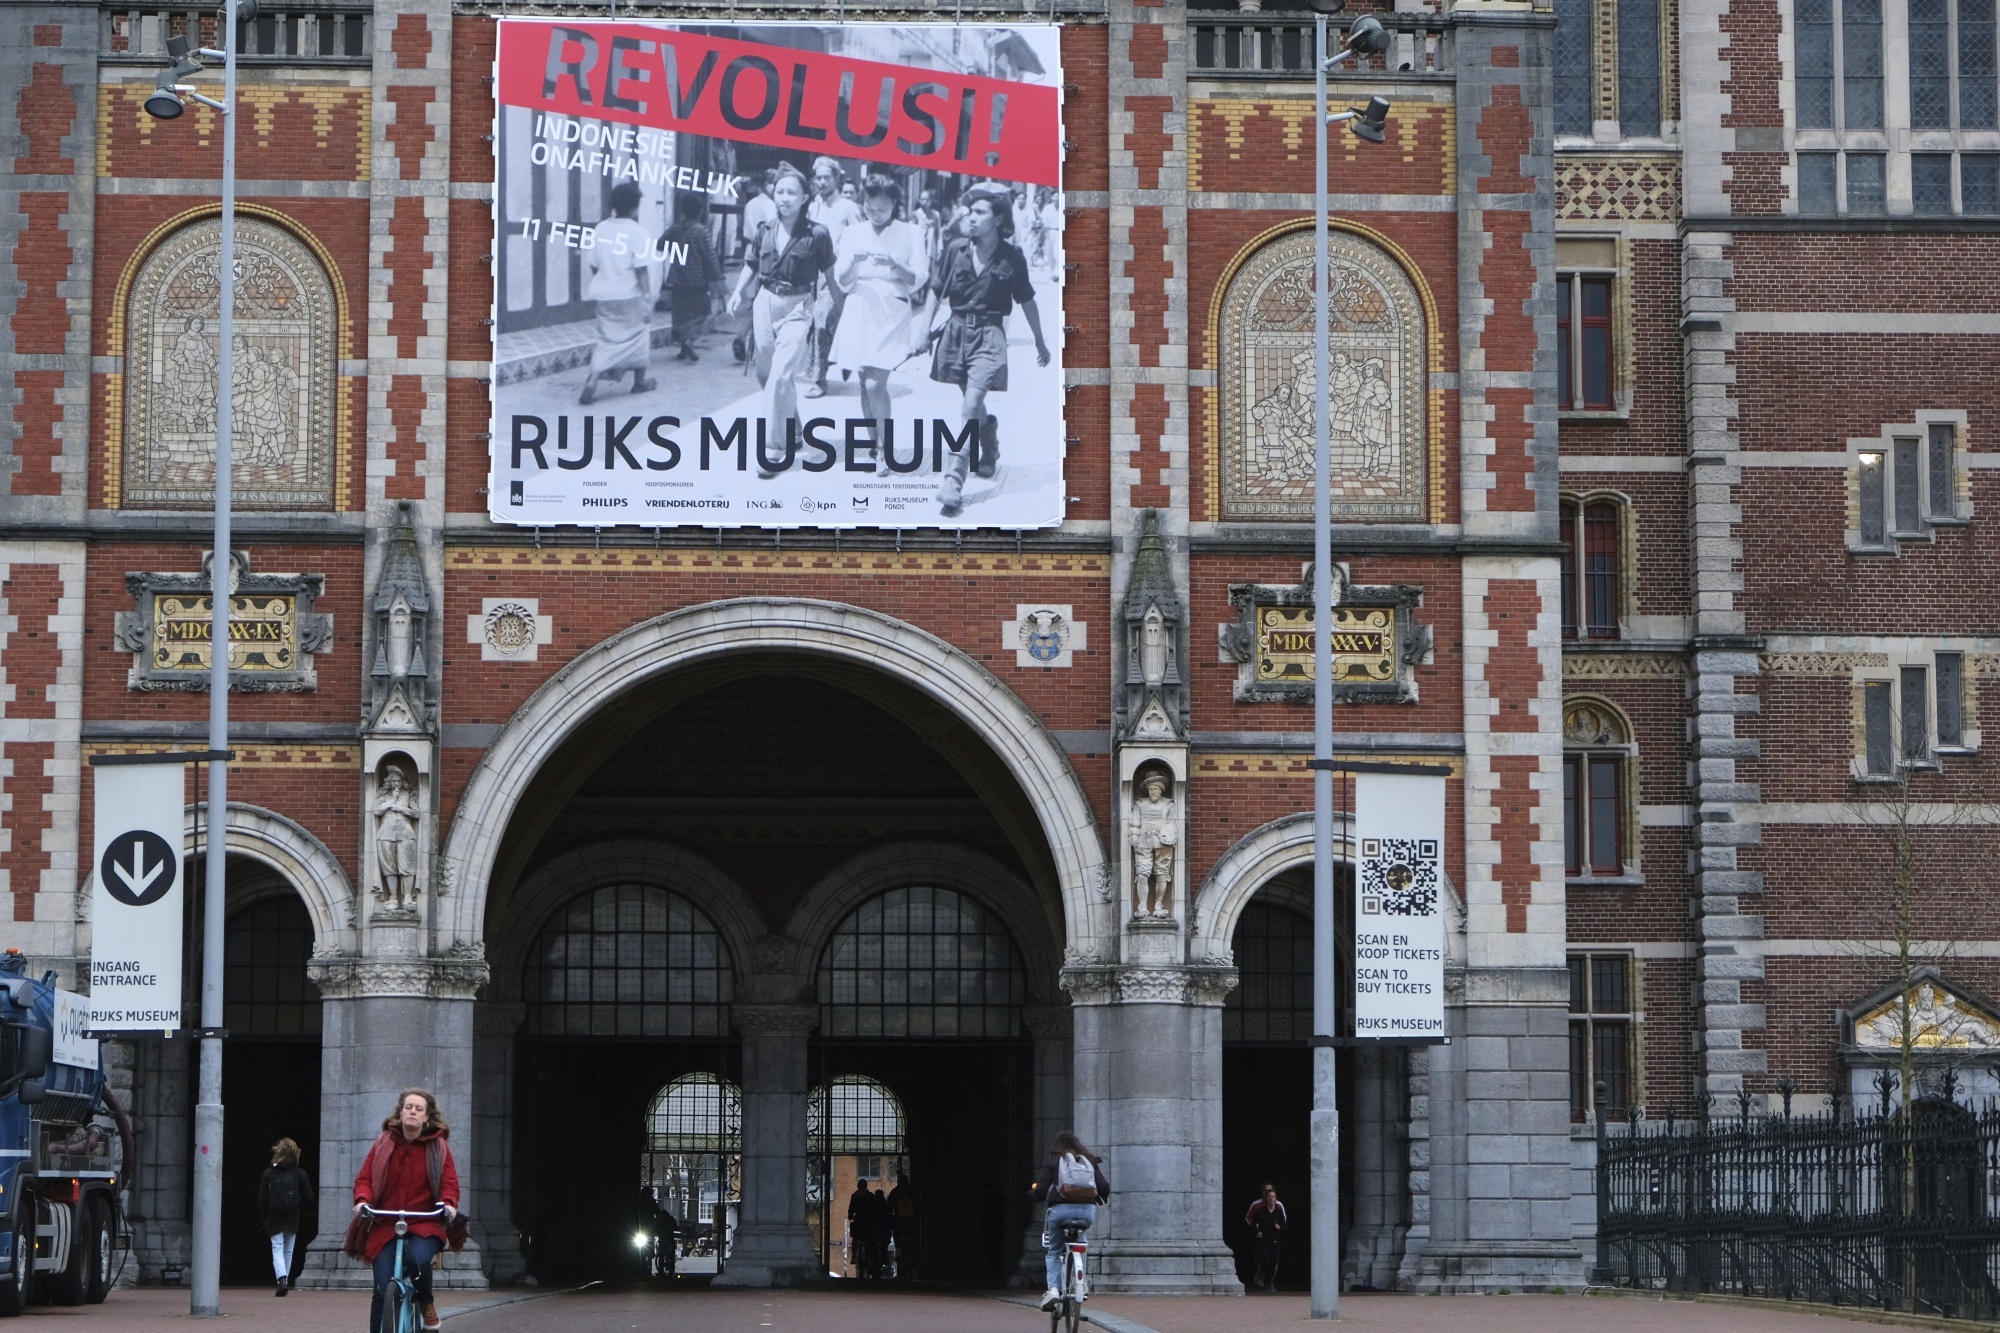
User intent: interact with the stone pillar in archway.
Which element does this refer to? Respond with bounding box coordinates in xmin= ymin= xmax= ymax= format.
xmin=301 ymin=955 xmax=489 ymax=1289
xmin=716 ymin=1004 xmax=821 ymax=1287
xmin=1343 ymin=1042 xmax=1410 ymax=1287
xmin=469 ymin=1001 xmax=528 ymax=1284
xmin=1011 ymin=1003 xmax=1077 ymax=1283
xmin=1064 ymin=966 xmax=1241 ymax=1294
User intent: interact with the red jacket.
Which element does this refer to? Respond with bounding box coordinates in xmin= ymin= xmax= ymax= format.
xmin=350 ymin=1127 xmax=460 ymax=1263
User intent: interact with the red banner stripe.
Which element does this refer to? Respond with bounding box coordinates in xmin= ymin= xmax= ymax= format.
xmin=497 ymin=21 xmax=1062 ymax=189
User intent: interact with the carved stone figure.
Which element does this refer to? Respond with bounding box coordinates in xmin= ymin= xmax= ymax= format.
xmin=1127 ymin=770 xmax=1179 ymax=921
xmin=373 ymin=765 xmax=422 ymax=910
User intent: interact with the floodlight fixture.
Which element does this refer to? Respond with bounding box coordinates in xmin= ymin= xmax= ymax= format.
xmin=1350 ymin=95 xmax=1391 ymax=142
xmin=1344 ymin=15 xmax=1391 ymax=56
xmin=1307 ymin=0 xmax=1347 ymax=12
xmin=144 ymin=77 xmax=187 ymax=120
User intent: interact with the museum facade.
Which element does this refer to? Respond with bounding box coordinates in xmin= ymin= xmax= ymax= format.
xmin=2 ymin=0 xmax=1994 ymax=1298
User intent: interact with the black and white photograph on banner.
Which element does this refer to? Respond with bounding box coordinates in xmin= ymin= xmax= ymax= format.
xmin=490 ymin=20 xmax=1066 ymax=528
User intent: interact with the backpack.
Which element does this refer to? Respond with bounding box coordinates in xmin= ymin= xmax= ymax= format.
xmin=268 ymin=1167 xmax=301 ymax=1214
xmin=1055 ymin=1153 xmax=1099 ymax=1205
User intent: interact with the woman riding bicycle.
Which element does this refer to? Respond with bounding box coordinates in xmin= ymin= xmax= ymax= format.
xmin=348 ymin=1088 xmax=462 ymax=1333
xmin=1031 ymin=1131 xmax=1109 ymax=1311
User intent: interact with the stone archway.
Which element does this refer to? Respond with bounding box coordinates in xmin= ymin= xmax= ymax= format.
xmin=440 ymin=599 xmax=1112 ymax=959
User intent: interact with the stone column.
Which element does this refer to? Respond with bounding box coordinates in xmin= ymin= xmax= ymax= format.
xmin=1065 ymin=966 xmax=1239 ymax=1295
xmin=469 ymin=1001 xmax=528 ymax=1284
xmin=1013 ymin=1003 xmax=1077 ymax=1284
xmin=300 ymin=954 xmax=489 ymax=1289
xmin=714 ymin=1004 xmax=820 ymax=1287
xmin=1343 ymin=1043 xmax=1408 ymax=1288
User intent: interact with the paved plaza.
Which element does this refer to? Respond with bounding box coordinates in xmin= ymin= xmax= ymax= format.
xmin=20 ymin=1285 xmax=1968 ymax=1333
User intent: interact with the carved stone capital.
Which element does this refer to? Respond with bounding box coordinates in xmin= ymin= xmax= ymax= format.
xmin=307 ymin=943 xmax=489 ymax=1001
xmin=1059 ymin=967 xmax=1118 ymax=1006
xmin=731 ymin=1003 xmax=819 ymax=1038
xmin=1059 ymin=965 xmax=1237 ymax=1008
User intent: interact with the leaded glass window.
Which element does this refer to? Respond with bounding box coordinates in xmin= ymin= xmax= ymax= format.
xmin=1965 ymin=154 xmax=2000 ymax=211
xmin=1223 ymin=901 xmax=1313 ymax=1044
xmin=1914 ymin=153 xmax=1956 ymax=212
xmin=1555 ymin=0 xmax=1596 ymax=136
xmin=1965 ymin=0 xmax=2000 ymax=127
xmin=1618 ymin=0 xmax=1662 ymax=135
xmin=224 ymin=895 xmax=321 ymax=1038
xmin=1846 ymin=152 xmax=1887 ymax=213
xmin=523 ymin=884 xmax=733 ymax=1037
xmin=1846 ymin=0 xmax=1885 ymax=127
xmin=817 ymin=887 xmax=1026 ymax=1039
xmin=1798 ymin=0 xmax=1836 ymax=127
xmin=1928 ymin=422 xmax=1957 ymax=516
xmin=1914 ymin=0 xmax=1954 ymax=126
xmin=1799 ymin=152 xmax=1840 ymax=213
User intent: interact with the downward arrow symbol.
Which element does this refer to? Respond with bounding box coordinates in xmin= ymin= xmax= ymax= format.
xmin=113 ymin=846 xmax=164 ymax=899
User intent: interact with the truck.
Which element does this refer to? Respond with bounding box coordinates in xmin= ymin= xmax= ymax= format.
xmin=0 ymin=948 xmax=126 ymax=1313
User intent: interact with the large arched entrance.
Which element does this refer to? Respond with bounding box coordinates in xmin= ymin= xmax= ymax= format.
xmin=808 ymin=886 xmax=1033 ymax=1283
xmin=465 ymin=603 xmax=1098 ymax=1287
xmin=218 ymin=884 xmax=323 ymax=1285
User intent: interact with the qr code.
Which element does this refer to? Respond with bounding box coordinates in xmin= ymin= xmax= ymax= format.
xmin=1359 ymin=838 xmax=1439 ymax=917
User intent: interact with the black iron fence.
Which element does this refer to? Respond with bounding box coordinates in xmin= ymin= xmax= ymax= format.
xmin=1595 ymin=1081 xmax=2000 ymax=1320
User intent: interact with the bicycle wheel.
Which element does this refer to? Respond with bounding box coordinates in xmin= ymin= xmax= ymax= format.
xmin=1063 ymin=1296 xmax=1082 ymax=1333
xmin=378 ymin=1278 xmax=412 ymax=1333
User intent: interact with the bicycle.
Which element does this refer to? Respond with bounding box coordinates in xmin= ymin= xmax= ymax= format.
xmin=360 ymin=1205 xmax=448 ymax=1333
xmin=1047 ymin=1219 xmax=1089 ymax=1333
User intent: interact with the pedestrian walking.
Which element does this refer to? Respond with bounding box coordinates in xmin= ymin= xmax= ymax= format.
xmin=258 ymin=1137 xmax=315 ymax=1297
xmin=806 ymin=156 xmax=864 ymax=397
xmin=830 ymin=174 xmax=929 ymax=475
xmin=661 ymin=190 xmax=725 ymax=363
xmin=1245 ymin=1181 xmax=1287 ymax=1291
xmin=1030 ymin=1131 xmax=1109 ymax=1312
xmin=577 ymin=181 xmax=657 ymax=406
xmin=885 ymin=1165 xmax=918 ymax=1278
xmin=346 ymin=1088 xmax=466 ymax=1333
xmin=927 ymin=182 xmax=1051 ymax=516
xmin=725 ymin=163 xmax=834 ymax=478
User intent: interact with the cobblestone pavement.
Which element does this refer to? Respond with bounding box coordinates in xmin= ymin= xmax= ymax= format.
xmin=30 ymin=1285 xmax=1957 ymax=1333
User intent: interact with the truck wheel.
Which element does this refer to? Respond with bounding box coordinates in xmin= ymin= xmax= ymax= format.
xmin=0 ymin=1202 xmax=29 ymax=1317
xmin=48 ymin=1201 xmax=86 ymax=1307
xmin=83 ymin=1200 xmax=112 ymax=1304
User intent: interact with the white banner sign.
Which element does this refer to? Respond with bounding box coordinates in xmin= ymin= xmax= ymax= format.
xmin=1352 ymin=771 xmax=1446 ymax=1040
xmin=53 ymin=990 xmax=99 ymax=1069
xmin=89 ymin=764 xmax=185 ymax=1033
xmin=489 ymin=19 xmax=1068 ymax=529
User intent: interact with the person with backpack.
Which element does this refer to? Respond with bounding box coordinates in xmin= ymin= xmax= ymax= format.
xmin=259 ymin=1137 xmax=315 ymax=1296
xmin=1030 ymin=1131 xmax=1109 ymax=1311
xmin=1244 ymin=1181 xmax=1288 ymax=1291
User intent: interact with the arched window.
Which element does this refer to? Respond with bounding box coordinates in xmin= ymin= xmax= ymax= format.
xmin=643 ymin=1073 xmax=742 ymax=1244
xmin=817 ymin=887 xmax=1026 ymax=1039
xmin=523 ymin=884 xmax=733 ymax=1037
xmin=1217 ymin=227 xmax=1430 ymax=522
xmin=224 ymin=893 xmax=320 ymax=1037
xmin=1223 ymin=900 xmax=1313 ymax=1043
xmin=120 ymin=214 xmax=340 ymax=510
xmin=809 ymin=1075 xmax=907 ymax=1158
xmin=1559 ymin=496 xmax=1625 ymax=640
xmin=1563 ymin=699 xmax=1637 ymax=879
xmin=647 ymin=1073 xmax=743 ymax=1155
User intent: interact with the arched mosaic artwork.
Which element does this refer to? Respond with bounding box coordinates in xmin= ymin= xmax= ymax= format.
xmin=1218 ymin=229 xmax=1427 ymax=521
xmin=122 ymin=216 xmax=337 ymax=509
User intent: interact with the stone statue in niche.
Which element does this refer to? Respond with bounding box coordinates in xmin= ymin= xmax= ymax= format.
xmin=1127 ymin=768 xmax=1179 ymax=921
xmin=372 ymin=763 xmax=421 ymax=911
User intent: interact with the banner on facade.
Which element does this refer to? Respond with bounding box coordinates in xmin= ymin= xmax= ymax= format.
xmin=88 ymin=764 xmax=185 ymax=1033
xmin=489 ymin=19 xmax=1066 ymax=529
xmin=1352 ymin=771 xmax=1446 ymax=1040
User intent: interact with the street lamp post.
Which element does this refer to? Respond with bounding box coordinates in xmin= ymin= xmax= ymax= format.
xmin=1305 ymin=6 xmax=1390 ymax=1319
xmin=143 ymin=1 xmax=253 ymax=1314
